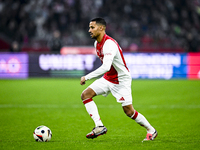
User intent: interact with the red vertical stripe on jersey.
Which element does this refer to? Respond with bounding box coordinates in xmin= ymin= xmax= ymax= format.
xmin=118 ymin=46 xmax=129 ymax=72
xmin=103 ymin=65 xmax=119 ymax=84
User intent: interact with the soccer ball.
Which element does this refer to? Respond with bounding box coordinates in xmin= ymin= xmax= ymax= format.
xmin=33 ymin=125 xmax=52 ymax=142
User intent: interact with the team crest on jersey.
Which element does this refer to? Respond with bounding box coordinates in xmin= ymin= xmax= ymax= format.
xmin=96 ymin=46 xmax=104 ymax=62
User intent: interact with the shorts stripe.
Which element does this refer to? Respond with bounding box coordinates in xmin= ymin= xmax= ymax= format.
xmin=83 ymin=98 xmax=93 ymax=104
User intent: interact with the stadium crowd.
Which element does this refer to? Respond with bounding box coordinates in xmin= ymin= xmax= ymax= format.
xmin=0 ymin=0 xmax=200 ymax=52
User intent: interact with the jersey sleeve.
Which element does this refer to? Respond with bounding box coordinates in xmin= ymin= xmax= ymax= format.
xmin=85 ymin=40 xmax=117 ymax=80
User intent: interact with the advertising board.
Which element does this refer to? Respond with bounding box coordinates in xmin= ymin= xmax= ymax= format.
xmin=38 ymin=54 xmax=99 ymax=77
xmin=0 ymin=53 xmax=28 ymax=78
xmin=124 ymin=53 xmax=187 ymax=79
xmin=187 ymin=53 xmax=200 ymax=79
xmin=37 ymin=53 xmax=187 ymax=79
xmin=1 ymin=51 xmax=199 ymax=80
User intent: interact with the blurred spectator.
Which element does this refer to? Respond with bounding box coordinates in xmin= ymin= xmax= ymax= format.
xmin=48 ymin=30 xmax=62 ymax=53
xmin=129 ymin=43 xmax=139 ymax=53
xmin=10 ymin=41 xmax=20 ymax=52
xmin=186 ymin=32 xmax=199 ymax=52
xmin=0 ymin=0 xmax=199 ymax=52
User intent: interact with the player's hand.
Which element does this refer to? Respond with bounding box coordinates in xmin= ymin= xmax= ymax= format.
xmin=80 ymin=76 xmax=86 ymax=85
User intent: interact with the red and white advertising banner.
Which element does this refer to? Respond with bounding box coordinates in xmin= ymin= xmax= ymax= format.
xmin=188 ymin=53 xmax=200 ymax=79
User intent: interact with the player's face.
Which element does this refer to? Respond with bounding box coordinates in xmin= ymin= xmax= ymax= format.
xmin=88 ymin=21 xmax=101 ymax=39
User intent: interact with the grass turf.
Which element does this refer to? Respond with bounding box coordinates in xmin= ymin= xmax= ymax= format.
xmin=0 ymin=78 xmax=199 ymax=150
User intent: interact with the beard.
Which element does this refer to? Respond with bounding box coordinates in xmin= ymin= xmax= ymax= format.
xmin=90 ymin=34 xmax=97 ymax=39
xmin=90 ymin=32 xmax=99 ymax=40
xmin=91 ymin=36 xmax=97 ymax=39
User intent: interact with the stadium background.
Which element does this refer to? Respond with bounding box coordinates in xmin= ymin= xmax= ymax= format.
xmin=0 ymin=1 xmax=200 ymax=149
xmin=0 ymin=0 xmax=200 ymax=79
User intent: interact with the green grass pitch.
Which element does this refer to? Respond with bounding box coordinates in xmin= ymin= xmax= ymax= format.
xmin=0 ymin=78 xmax=199 ymax=150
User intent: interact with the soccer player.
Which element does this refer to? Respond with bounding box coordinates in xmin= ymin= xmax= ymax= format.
xmin=80 ymin=17 xmax=157 ymax=141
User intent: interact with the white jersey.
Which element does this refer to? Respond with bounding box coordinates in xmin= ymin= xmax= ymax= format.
xmin=85 ymin=34 xmax=131 ymax=84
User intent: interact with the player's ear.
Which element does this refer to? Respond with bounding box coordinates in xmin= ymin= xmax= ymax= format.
xmin=99 ymin=25 xmax=104 ymax=31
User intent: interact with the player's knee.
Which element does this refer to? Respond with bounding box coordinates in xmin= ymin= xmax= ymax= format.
xmin=81 ymin=90 xmax=91 ymax=100
xmin=81 ymin=88 xmax=96 ymax=100
xmin=81 ymin=91 xmax=86 ymax=100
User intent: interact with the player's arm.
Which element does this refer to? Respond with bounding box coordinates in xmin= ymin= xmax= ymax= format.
xmin=80 ymin=40 xmax=117 ymax=85
xmin=80 ymin=76 xmax=86 ymax=85
xmin=85 ymin=56 xmax=113 ymax=79
xmin=80 ymin=58 xmax=111 ymax=85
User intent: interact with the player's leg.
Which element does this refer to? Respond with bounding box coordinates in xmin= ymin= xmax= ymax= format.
xmin=110 ymin=80 xmax=157 ymax=141
xmin=81 ymin=87 xmax=103 ymax=127
xmin=81 ymin=78 xmax=109 ymax=139
xmin=122 ymin=104 xmax=157 ymax=141
xmin=122 ymin=104 xmax=153 ymax=131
